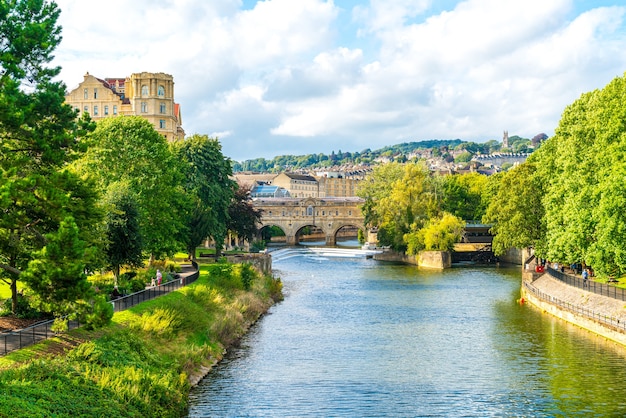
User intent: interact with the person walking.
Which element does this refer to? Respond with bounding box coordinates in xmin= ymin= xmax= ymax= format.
xmin=156 ymin=269 xmax=163 ymax=286
xmin=582 ymin=268 xmax=589 ymax=287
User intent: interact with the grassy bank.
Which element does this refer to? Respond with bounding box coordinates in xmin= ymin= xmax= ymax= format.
xmin=0 ymin=262 xmax=282 ymax=417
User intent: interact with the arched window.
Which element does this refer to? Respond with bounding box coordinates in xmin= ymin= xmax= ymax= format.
xmin=157 ymin=85 xmax=165 ymax=96
xmin=141 ymin=85 xmax=149 ymax=96
xmin=307 ymin=206 xmax=314 ymax=216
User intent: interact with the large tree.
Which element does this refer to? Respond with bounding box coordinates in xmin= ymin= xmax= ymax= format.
xmin=0 ymin=0 xmax=101 ymax=313
xmin=482 ymin=163 xmax=545 ymax=256
xmin=103 ymin=183 xmax=144 ymax=282
xmin=172 ymin=134 xmax=235 ymax=259
xmin=228 ymin=183 xmax=263 ymax=244
xmin=530 ymin=73 xmax=626 ymax=276
xmin=72 ymin=116 xmax=188 ymax=260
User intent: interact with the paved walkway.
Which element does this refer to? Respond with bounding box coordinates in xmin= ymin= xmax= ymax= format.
xmin=1 ymin=262 xmax=199 ymax=356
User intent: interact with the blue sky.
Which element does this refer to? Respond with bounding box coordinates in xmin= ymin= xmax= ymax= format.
xmin=52 ymin=0 xmax=626 ymax=162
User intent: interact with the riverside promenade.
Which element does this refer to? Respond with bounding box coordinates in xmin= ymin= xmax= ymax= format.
xmin=522 ymin=266 xmax=626 ymax=346
xmin=0 ymin=262 xmax=199 ymax=356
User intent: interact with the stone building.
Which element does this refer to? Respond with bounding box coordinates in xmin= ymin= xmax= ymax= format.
xmin=272 ymin=173 xmax=319 ymax=198
xmin=65 ymin=72 xmax=185 ymax=142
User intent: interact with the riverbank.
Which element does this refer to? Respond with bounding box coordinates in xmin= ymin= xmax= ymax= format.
xmin=0 ymin=262 xmax=282 ymax=417
xmin=522 ymin=273 xmax=626 ymax=346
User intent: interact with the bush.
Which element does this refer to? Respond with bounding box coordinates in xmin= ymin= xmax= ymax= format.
xmin=84 ymin=295 xmax=114 ymax=330
xmin=0 ymin=294 xmax=41 ymax=319
xmin=250 ymin=240 xmax=266 ymax=253
xmin=239 ymin=263 xmax=255 ymax=291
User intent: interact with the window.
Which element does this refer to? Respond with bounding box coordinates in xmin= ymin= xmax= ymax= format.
xmin=160 ymin=102 xmax=166 ymax=113
xmin=104 ymin=105 xmax=109 ymax=115
xmin=83 ymin=106 xmax=88 ymax=113
xmin=157 ymin=85 xmax=165 ymax=96
xmin=83 ymin=88 xmax=88 ymax=99
xmin=93 ymin=88 xmax=98 ymax=99
xmin=113 ymin=105 xmax=117 ymax=115
xmin=159 ymin=119 xmax=166 ymax=129
xmin=141 ymin=102 xmax=147 ymax=113
xmin=307 ymin=206 xmax=313 ymax=216
xmin=93 ymin=105 xmax=98 ymax=115
xmin=141 ymin=85 xmax=149 ymax=96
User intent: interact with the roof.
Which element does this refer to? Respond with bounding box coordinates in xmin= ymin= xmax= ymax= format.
xmin=282 ymin=173 xmax=317 ymax=182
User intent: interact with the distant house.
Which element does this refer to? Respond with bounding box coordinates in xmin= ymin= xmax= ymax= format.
xmin=272 ymin=173 xmax=319 ymax=198
xmin=65 ymin=71 xmax=185 ymax=142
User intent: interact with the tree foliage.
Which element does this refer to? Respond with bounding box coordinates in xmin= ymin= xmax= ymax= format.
xmin=20 ymin=217 xmax=92 ymax=316
xmin=358 ymin=161 xmax=468 ymax=252
xmin=0 ymin=0 xmax=101 ymax=313
xmin=73 ymin=116 xmax=188 ymax=260
xmin=172 ymin=134 xmax=235 ymax=259
xmin=405 ymin=213 xmax=465 ymax=254
xmin=529 ymin=73 xmax=626 ymax=276
xmin=103 ymin=183 xmax=144 ymax=282
xmin=228 ymin=183 xmax=263 ymax=243
xmin=483 ymin=164 xmax=544 ymax=256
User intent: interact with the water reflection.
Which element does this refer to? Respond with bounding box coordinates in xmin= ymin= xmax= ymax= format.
xmin=188 ymin=258 xmax=626 ymax=417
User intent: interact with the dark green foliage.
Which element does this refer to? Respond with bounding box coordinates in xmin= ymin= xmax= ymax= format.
xmin=239 ymin=263 xmax=255 ymax=290
xmin=21 ymin=217 xmax=93 ymax=316
xmin=104 ymin=184 xmax=144 ymax=281
xmin=0 ymin=293 xmax=41 ymax=319
xmin=82 ymin=295 xmax=114 ymax=330
xmin=172 ymin=134 xmax=235 ymax=259
xmin=250 ymin=240 xmax=266 ymax=253
xmin=0 ymin=0 xmax=101 ymax=314
xmin=228 ymin=184 xmax=262 ymax=242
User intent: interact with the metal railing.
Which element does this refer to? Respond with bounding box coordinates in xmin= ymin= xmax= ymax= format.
xmin=545 ymin=266 xmax=626 ymax=302
xmin=0 ymin=261 xmax=199 ymax=356
xmin=523 ymin=280 xmax=626 ymax=332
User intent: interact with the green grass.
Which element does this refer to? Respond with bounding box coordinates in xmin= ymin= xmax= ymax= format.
xmin=0 ymin=261 xmax=282 ymax=417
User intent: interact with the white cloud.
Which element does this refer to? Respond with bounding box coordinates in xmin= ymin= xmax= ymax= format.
xmin=51 ymin=0 xmax=626 ymax=161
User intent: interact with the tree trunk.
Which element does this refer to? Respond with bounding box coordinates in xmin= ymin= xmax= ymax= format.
xmin=11 ymin=278 xmax=18 ymax=314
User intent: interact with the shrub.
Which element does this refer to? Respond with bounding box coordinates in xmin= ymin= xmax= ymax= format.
xmin=250 ymin=240 xmax=266 ymax=253
xmin=83 ymin=295 xmax=114 ymax=330
xmin=0 ymin=294 xmax=41 ymax=319
xmin=239 ymin=263 xmax=255 ymax=290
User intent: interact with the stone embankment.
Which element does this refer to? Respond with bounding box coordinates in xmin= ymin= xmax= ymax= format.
xmin=522 ymin=273 xmax=626 ymax=346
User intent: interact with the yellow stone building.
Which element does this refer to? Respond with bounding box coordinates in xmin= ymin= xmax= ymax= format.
xmin=65 ymin=72 xmax=185 ymax=142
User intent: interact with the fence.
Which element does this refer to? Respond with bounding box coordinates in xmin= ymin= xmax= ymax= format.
xmin=523 ymin=280 xmax=626 ymax=332
xmin=0 ymin=261 xmax=199 ymax=356
xmin=545 ymin=266 xmax=626 ymax=302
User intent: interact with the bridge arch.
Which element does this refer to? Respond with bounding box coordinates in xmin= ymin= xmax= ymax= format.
xmin=253 ymin=197 xmax=365 ymax=246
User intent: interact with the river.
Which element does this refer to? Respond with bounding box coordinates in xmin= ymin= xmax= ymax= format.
xmin=187 ymin=248 xmax=626 ymax=417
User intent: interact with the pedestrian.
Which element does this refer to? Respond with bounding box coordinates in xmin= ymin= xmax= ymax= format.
xmin=582 ymin=268 xmax=588 ymax=287
xmin=156 ymin=269 xmax=162 ymax=286
xmin=150 ymin=276 xmax=156 ymax=287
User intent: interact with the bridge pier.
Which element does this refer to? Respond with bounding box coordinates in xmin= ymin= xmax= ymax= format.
xmin=325 ymin=234 xmax=336 ymax=246
xmin=286 ymin=234 xmax=297 ymax=246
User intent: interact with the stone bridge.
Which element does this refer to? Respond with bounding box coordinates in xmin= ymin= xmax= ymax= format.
xmin=252 ymin=197 xmax=365 ymax=246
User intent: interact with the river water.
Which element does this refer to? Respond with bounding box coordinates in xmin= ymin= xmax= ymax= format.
xmin=187 ymin=248 xmax=626 ymax=417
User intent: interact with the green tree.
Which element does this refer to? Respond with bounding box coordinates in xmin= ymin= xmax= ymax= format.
xmin=228 ymin=183 xmax=263 ymax=245
xmin=530 ymin=73 xmax=626 ymax=276
xmin=21 ymin=217 xmax=92 ymax=316
xmin=405 ymin=213 xmax=465 ymax=254
xmin=103 ymin=183 xmax=143 ymax=283
xmin=440 ymin=172 xmax=489 ymax=221
xmin=356 ymin=161 xmax=405 ymax=227
xmin=172 ymin=134 xmax=235 ymax=259
xmin=0 ymin=0 xmax=101 ymax=313
xmin=73 ymin=116 xmax=188 ymax=261
xmin=483 ymin=163 xmax=544 ymax=256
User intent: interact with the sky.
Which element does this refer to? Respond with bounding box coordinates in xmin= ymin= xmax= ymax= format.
xmin=51 ymin=0 xmax=626 ymax=162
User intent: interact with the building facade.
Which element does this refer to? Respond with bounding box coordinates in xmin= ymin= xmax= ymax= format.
xmin=65 ymin=72 xmax=185 ymax=142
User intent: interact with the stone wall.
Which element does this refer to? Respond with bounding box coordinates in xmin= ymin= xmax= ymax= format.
xmin=225 ymin=253 xmax=272 ymax=275
xmin=373 ymin=250 xmax=451 ymax=269
xmin=522 ymin=283 xmax=626 ymax=347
